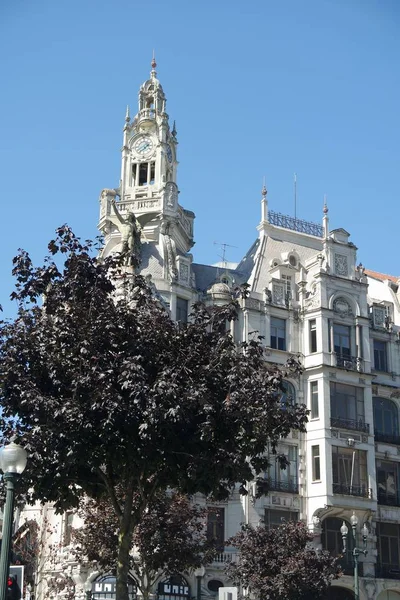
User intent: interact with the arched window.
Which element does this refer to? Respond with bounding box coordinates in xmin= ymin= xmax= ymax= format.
xmin=92 ymin=575 xmax=137 ymax=600
xmin=281 ymin=381 xmax=295 ymax=407
xmin=327 ymin=587 xmax=354 ymax=600
xmin=322 ymin=517 xmax=354 ymax=575
xmin=157 ymin=575 xmax=191 ymax=600
xmin=374 ymin=397 xmax=399 ymax=443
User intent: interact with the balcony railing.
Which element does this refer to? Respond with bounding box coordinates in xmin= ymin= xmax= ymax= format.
xmin=268 ymin=210 xmax=324 ymax=238
xmin=335 ymin=353 xmax=364 ymax=372
xmin=266 ymin=478 xmax=299 ymax=494
xmin=377 ymin=490 xmax=400 ymax=507
xmin=330 ymin=416 xmax=370 ymax=434
xmin=374 ymin=431 xmax=400 ymax=445
xmin=212 ymin=552 xmax=236 ymax=564
xmin=376 ymin=564 xmax=400 ymax=579
xmin=333 ymin=482 xmax=372 ymax=498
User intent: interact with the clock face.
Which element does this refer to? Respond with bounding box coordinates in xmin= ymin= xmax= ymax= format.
xmin=133 ymin=135 xmax=154 ymax=156
xmin=166 ymin=144 xmax=173 ymax=163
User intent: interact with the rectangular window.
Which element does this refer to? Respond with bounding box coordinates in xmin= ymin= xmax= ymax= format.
xmin=376 ymin=460 xmax=400 ymax=506
xmin=310 ymin=381 xmax=319 ymax=419
xmin=332 ymin=447 xmax=368 ymax=496
xmin=330 ymin=382 xmax=366 ymax=432
xmin=266 ymin=444 xmax=298 ymax=493
xmin=139 ymin=163 xmax=148 ymax=186
xmin=207 ymin=507 xmax=225 ymax=551
xmin=376 ymin=522 xmax=400 ymax=577
xmin=149 ymin=162 xmax=155 ymax=185
xmin=333 ymin=323 xmax=351 ymax=364
xmin=374 ymin=340 xmax=388 ymax=372
xmin=132 ymin=163 xmax=137 ymax=186
xmin=176 ymin=297 xmax=188 ymax=324
xmin=270 ymin=317 xmax=286 ymax=351
xmin=264 ymin=509 xmax=298 ymax=530
xmin=63 ymin=511 xmax=74 ymax=546
xmin=312 ymin=445 xmax=321 ymax=481
xmin=309 ymin=319 xmax=317 ymax=353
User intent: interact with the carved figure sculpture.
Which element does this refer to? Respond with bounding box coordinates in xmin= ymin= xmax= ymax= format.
xmin=104 ymin=199 xmax=142 ymax=266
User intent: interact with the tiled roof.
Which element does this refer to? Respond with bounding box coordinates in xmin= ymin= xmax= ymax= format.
xmin=365 ymin=269 xmax=399 ymax=283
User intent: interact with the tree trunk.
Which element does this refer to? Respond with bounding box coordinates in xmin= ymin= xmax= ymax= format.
xmin=115 ymin=483 xmax=136 ymax=600
xmin=115 ymin=518 xmax=133 ymax=600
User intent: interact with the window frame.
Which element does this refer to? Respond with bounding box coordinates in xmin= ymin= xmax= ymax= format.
xmin=373 ymin=339 xmax=388 ymax=372
xmin=270 ymin=316 xmax=286 ymax=351
xmin=310 ymin=380 xmax=319 ymax=419
xmin=264 ymin=508 xmax=298 ymax=530
xmin=311 ymin=445 xmax=321 ymax=481
xmin=309 ymin=319 xmax=317 ymax=353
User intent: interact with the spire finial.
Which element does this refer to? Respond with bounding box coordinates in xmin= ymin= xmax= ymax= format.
xmin=151 ymin=50 xmax=157 ymax=71
xmin=172 ymin=120 xmax=177 ymax=137
xmin=323 ymin=194 xmax=328 ymax=214
xmin=125 ymin=105 xmax=130 ymax=123
xmin=261 ymin=176 xmax=267 ymax=198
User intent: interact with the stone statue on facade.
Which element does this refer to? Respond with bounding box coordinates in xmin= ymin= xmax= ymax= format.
xmin=105 ymin=199 xmax=142 ymax=266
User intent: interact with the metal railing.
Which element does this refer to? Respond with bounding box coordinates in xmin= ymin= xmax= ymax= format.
xmin=330 ymin=416 xmax=370 ymax=434
xmin=374 ymin=431 xmax=400 ymax=445
xmin=335 ymin=353 xmax=364 ymax=372
xmin=265 ymin=478 xmax=299 ymax=494
xmin=332 ymin=482 xmax=372 ymax=498
xmin=377 ymin=490 xmax=400 ymax=507
xmin=376 ymin=564 xmax=400 ymax=579
xmin=268 ymin=210 xmax=324 ymax=238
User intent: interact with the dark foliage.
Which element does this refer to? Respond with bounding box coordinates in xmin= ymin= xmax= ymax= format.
xmin=0 ymin=226 xmax=309 ymax=600
xmin=74 ymin=492 xmax=216 ymax=600
xmin=226 ymin=521 xmax=341 ymax=600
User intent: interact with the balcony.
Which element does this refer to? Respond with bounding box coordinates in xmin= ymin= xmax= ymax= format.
xmin=375 ymin=431 xmax=400 ymax=445
xmin=376 ymin=564 xmax=400 ymax=579
xmin=332 ymin=482 xmax=372 ymax=498
xmin=377 ymin=490 xmax=400 ymax=507
xmin=330 ymin=416 xmax=370 ymax=434
xmin=212 ymin=552 xmax=236 ymax=564
xmin=335 ymin=353 xmax=364 ymax=372
xmin=266 ymin=478 xmax=299 ymax=494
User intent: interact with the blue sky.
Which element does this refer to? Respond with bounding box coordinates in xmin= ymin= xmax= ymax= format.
xmin=0 ymin=0 xmax=399 ymax=317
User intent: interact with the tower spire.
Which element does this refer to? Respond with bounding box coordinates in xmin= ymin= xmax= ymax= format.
xmin=261 ymin=177 xmax=268 ymax=222
xmin=323 ymin=194 xmax=329 ymax=239
xmin=151 ymin=50 xmax=157 ymax=77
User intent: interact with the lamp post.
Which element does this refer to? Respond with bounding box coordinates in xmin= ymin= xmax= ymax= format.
xmin=340 ymin=513 xmax=369 ymax=600
xmin=0 ymin=441 xmax=27 ymax=600
xmin=194 ymin=566 xmax=205 ymax=600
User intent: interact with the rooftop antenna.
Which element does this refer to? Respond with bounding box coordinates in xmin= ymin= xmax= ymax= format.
xmin=213 ymin=241 xmax=237 ymax=267
xmin=294 ymin=172 xmax=297 ymax=220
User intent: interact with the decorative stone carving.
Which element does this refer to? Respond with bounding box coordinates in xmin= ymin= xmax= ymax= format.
xmin=272 ymin=283 xmax=285 ymax=306
xmin=334 ymin=253 xmax=349 ymax=277
xmin=372 ymin=305 xmax=386 ymax=328
xmin=333 ymin=297 xmax=353 ymax=318
xmin=363 ymin=579 xmax=376 ymax=600
xmin=161 ymin=221 xmax=178 ymax=282
xmin=165 ymin=181 xmax=178 ymax=210
xmin=103 ymin=199 xmax=141 ymax=266
xmin=179 ymin=263 xmax=189 ymax=281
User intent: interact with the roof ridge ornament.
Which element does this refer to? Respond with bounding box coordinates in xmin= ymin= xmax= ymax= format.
xmin=323 ymin=194 xmax=328 ymax=214
xmin=151 ymin=50 xmax=157 ymax=77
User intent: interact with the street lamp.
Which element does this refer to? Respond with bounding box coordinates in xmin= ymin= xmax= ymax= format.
xmin=0 ymin=441 xmax=27 ymax=600
xmin=340 ymin=513 xmax=369 ymax=600
xmin=194 ymin=566 xmax=205 ymax=600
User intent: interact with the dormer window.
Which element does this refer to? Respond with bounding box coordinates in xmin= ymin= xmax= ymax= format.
xmin=289 ymin=255 xmax=297 ymax=267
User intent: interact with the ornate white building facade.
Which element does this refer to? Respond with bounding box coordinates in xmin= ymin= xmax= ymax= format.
xmin=17 ymin=61 xmax=400 ymax=600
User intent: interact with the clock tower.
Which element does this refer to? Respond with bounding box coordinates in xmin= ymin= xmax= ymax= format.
xmin=98 ymin=58 xmax=195 ymax=314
